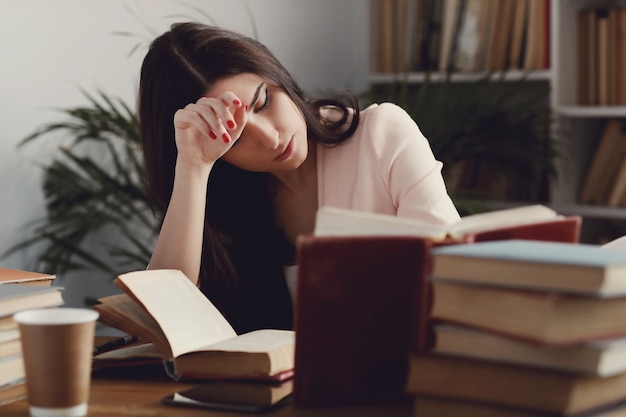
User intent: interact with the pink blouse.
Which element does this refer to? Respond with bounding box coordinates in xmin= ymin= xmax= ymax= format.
xmin=317 ymin=102 xmax=461 ymax=226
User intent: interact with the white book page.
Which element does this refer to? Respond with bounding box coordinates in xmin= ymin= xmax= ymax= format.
xmin=196 ymin=329 xmax=295 ymax=353
xmin=447 ymin=204 xmax=558 ymax=238
xmin=314 ymin=206 xmax=447 ymax=238
xmin=117 ymin=270 xmax=237 ymax=358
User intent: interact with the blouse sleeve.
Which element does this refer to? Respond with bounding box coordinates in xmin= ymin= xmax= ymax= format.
xmin=364 ymin=103 xmax=461 ymax=225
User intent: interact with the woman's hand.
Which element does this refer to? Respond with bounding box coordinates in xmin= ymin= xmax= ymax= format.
xmin=173 ymin=91 xmax=248 ymax=168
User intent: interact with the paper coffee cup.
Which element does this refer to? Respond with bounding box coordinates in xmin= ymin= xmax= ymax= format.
xmin=14 ymin=308 xmax=99 ymax=417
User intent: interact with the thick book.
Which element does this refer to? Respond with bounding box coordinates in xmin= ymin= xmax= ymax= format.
xmin=0 ymin=268 xmax=55 ymax=286
xmin=293 ymin=235 xmax=432 ymax=407
xmin=0 ymin=379 xmax=26 ymax=407
xmin=431 ymin=281 xmax=626 ymax=345
xmin=433 ymin=324 xmax=626 ymax=376
xmin=315 ymin=204 xmax=580 ymax=243
xmin=413 ymin=396 xmax=626 ymax=417
xmin=168 ymin=379 xmax=293 ymax=409
xmin=0 ymin=355 xmax=24 ymax=388
xmin=0 ymin=285 xmax=63 ymax=317
xmin=93 ymin=269 xmax=294 ymax=381
xmin=406 ymin=354 xmax=626 ymax=416
xmin=0 ymin=329 xmax=20 ymax=359
xmin=430 ymin=239 xmax=626 ymax=296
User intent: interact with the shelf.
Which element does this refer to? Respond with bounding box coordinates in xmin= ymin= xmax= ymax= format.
xmin=554 ymin=106 xmax=626 ymax=118
xmin=369 ymin=70 xmax=552 ymax=84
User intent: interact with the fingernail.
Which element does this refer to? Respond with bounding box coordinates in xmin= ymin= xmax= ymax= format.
xmin=227 ymin=120 xmax=236 ymax=129
xmin=209 ymin=131 xmax=217 ymax=140
xmin=222 ymin=133 xmax=231 ymax=143
xmin=233 ymin=99 xmax=241 ymax=106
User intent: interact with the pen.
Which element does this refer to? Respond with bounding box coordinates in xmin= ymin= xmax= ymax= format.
xmin=92 ymin=334 xmax=138 ymax=356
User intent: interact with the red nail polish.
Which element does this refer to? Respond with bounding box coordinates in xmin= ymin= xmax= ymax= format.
xmin=222 ymin=133 xmax=231 ymax=143
xmin=233 ymin=99 xmax=241 ymax=106
xmin=209 ymin=131 xmax=217 ymax=140
xmin=227 ymin=120 xmax=236 ymax=129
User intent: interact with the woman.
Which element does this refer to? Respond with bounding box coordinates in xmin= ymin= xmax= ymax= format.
xmin=138 ymin=22 xmax=460 ymax=334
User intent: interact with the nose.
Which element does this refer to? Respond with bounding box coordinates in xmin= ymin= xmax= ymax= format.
xmin=245 ymin=119 xmax=280 ymax=149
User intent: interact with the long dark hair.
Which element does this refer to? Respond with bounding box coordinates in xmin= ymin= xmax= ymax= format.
xmin=138 ymin=22 xmax=359 ymax=333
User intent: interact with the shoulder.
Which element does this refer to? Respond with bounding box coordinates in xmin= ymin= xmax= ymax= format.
xmin=359 ymin=102 xmax=423 ymax=139
xmin=356 ymin=102 xmax=426 ymax=148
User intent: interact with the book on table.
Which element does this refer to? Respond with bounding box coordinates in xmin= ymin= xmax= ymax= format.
xmin=432 ymin=324 xmax=626 ymax=377
xmin=413 ymin=396 xmax=626 ymax=417
xmin=315 ymin=204 xmax=580 ymax=243
xmin=92 ymin=269 xmax=294 ymax=382
xmin=430 ymin=239 xmax=626 ymax=295
xmin=430 ymin=280 xmax=626 ymax=345
xmin=291 ymin=204 xmax=581 ymax=407
xmin=0 ymin=284 xmax=64 ymax=318
xmin=0 ymin=268 xmax=55 ymax=286
xmin=406 ymin=354 xmax=626 ymax=416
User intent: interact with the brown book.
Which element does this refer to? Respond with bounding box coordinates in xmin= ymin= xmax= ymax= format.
xmin=373 ymin=0 xmax=394 ymax=73
xmin=615 ymin=9 xmax=626 ymax=106
xmin=0 ymin=268 xmax=55 ymax=286
xmin=431 ymin=280 xmax=626 ymax=345
xmin=406 ymin=354 xmax=626 ymax=416
xmin=579 ymin=119 xmax=623 ymax=204
xmin=609 ymin=8 xmax=621 ymax=105
xmin=292 ymin=235 xmax=432 ymax=407
xmin=0 ymin=380 xmax=26 ymax=407
xmin=432 ymin=324 xmax=626 ymax=376
xmin=589 ymin=9 xmax=599 ymax=104
xmin=606 ymin=126 xmax=626 ymax=207
xmin=93 ymin=269 xmax=294 ymax=381
xmin=598 ymin=9 xmax=611 ymax=106
xmin=509 ymin=0 xmax=529 ymax=69
xmin=413 ymin=396 xmax=626 ymax=417
xmin=579 ymin=9 xmax=591 ymax=104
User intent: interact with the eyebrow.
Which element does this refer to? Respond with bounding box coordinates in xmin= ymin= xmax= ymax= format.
xmin=250 ymin=82 xmax=265 ymax=108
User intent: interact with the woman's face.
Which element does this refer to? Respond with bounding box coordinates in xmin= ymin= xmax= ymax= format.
xmin=206 ymin=73 xmax=308 ymax=173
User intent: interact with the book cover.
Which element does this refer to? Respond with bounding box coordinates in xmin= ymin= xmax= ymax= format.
xmin=293 ymin=235 xmax=431 ymax=407
xmin=430 ymin=239 xmax=626 ymax=296
xmin=0 ymin=268 xmax=55 ymax=286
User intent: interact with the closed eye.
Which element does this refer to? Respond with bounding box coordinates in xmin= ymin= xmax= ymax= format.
xmin=255 ymin=86 xmax=271 ymax=113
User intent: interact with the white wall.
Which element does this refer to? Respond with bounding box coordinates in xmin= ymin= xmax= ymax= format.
xmin=0 ymin=0 xmax=369 ymax=308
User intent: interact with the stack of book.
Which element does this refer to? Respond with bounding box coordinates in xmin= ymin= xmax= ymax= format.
xmin=0 ymin=268 xmax=61 ymax=406
xmin=406 ymin=239 xmax=626 ymax=417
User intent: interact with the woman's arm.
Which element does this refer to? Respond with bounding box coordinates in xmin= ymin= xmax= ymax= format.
xmin=147 ymin=92 xmax=247 ymax=284
xmin=147 ymin=162 xmax=212 ymax=285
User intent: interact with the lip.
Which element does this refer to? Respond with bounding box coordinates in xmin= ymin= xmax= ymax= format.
xmin=273 ymin=137 xmax=294 ymax=162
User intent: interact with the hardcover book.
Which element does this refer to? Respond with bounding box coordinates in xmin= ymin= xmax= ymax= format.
xmin=93 ymin=269 xmax=294 ymax=381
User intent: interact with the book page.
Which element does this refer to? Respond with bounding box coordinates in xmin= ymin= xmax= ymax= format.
xmin=447 ymin=204 xmax=558 ymax=238
xmin=314 ymin=206 xmax=447 ymax=239
xmin=197 ymin=329 xmax=294 ymax=353
xmin=602 ymin=235 xmax=626 ymax=250
xmin=116 ymin=270 xmax=237 ymax=358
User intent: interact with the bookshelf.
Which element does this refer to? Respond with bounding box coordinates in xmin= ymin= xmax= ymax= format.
xmin=369 ymin=0 xmax=626 ymax=243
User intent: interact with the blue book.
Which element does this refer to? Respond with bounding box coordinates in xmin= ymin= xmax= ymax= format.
xmin=430 ymin=239 xmax=626 ymax=296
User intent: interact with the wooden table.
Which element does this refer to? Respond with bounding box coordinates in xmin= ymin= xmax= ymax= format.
xmin=0 ymin=377 xmax=412 ymax=417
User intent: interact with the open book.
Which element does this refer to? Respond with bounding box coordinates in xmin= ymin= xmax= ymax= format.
xmin=92 ymin=269 xmax=294 ymax=381
xmin=314 ymin=204 xmax=580 ymax=243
